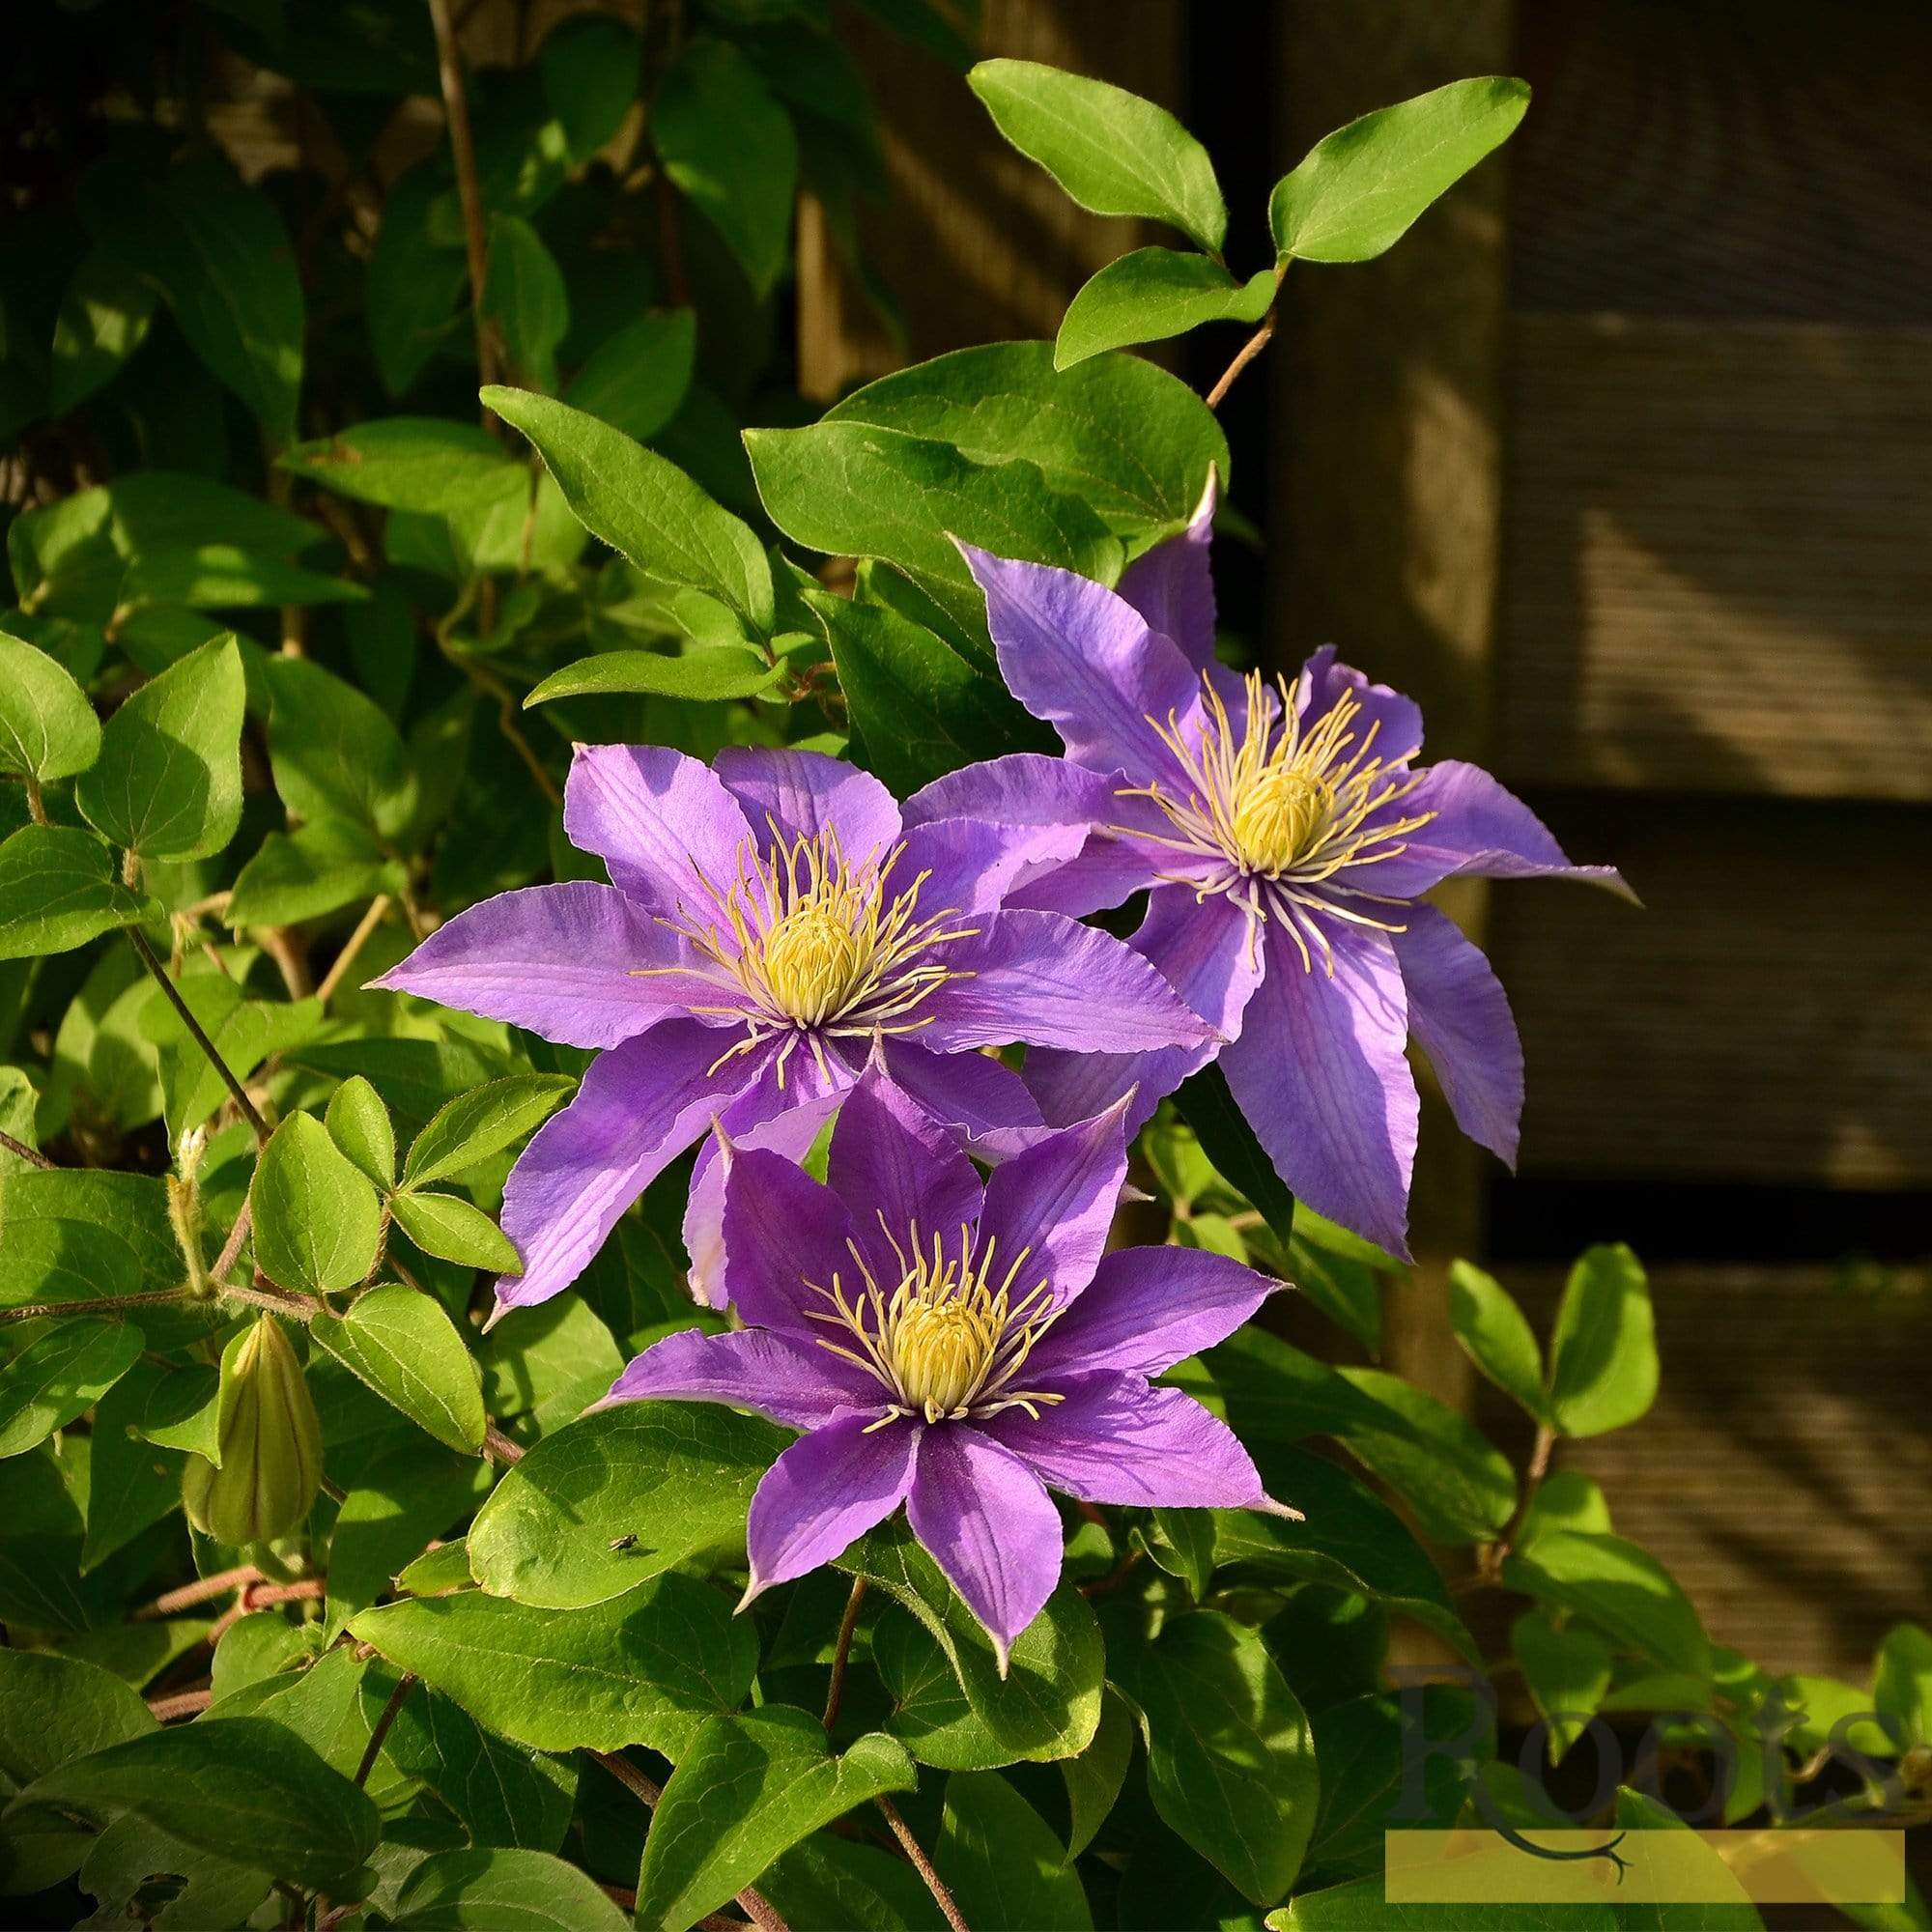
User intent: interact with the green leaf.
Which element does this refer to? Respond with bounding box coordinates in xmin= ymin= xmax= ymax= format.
xmin=1609 ymin=1788 xmax=1765 ymax=1930
xmin=262 ymin=655 xmax=414 ymax=842
xmin=403 ymin=1075 xmax=575 ymax=1187
xmin=0 ymin=1646 xmax=156 ymax=1785
xmin=326 ymin=1076 xmax=396 ymax=1190
xmin=153 ymin=977 xmax=323 ymax=1146
xmin=481 ymin=1296 xmax=626 ymax=1440
xmin=396 ymin=1539 xmax=474 ymax=1597
xmin=467 ymin=1400 xmax=787 ymax=1607
xmin=391 ymin=1846 xmax=631 ymax=1932
xmin=652 ymin=38 xmax=799 ymax=299
xmin=0 ymin=624 xmax=100 ymax=782
xmin=74 ymin=636 xmax=245 ymax=861
xmin=48 ymin=252 xmax=157 ymax=416
xmin=309 ymin=1282 xmax=485 ymax=1455
xmin=1060 ymin=1689 xmax=1134 ymax=1861
xmin=565 ymin=309 xmax=696 ymax=445
xmin=225 ymin=819 xmax=392 ymax=928
xmin=744 ymin=421 xmax=1122 ymax=644
xmin=1056 ymin=250 xmax=1274 ymax=369
xmin=637 ymin=1706 xmax=914 ymax=1932
xmin=1520 ymin=1468 xmax=1614 ymax=1548
xmin=1111 ymin=1610 xmax=1316 ymax=1904
xmin=79 ymin=156 xmax=305 ymax=442
xmin=483 ymin=387 xmax=774 ymax=634
xmin=1268 ymin=76 xmax=1530 ymax=265
xmin=1332 ymin=1366 xmax=1517 ymax=1544
xmin=8 ymin=1716 xmax=378 ymax=1890
xmin=937 ymin=1770 xmax=1093 ymax=1930
xmin=324 ymin=1448 xmax=486 ymax=1637
xmin=807 ymin=588 xmax=1039 ymax=794
xmin=0 ymin=1319 xmax=145 ymax=1459
xmin=1548 ymin=1244 xmax=1657 ymax=1437
xmin=250 ymin=1112 xmax=384 ymax=1298
xmin=843 ymin=1521 xmax=1104 ymax=1767
xmin=0 ymin=826 xmax=159 ymax=960
xmin=760 ymin=1833 xmax=951 ymax=1932
xmin=116 ymin=545 xmax=362 ymax=612
xmin=541 ymin=11 xmax=641 ymax=158
xmin=1874 ymin=1624 xmax=1932 ymax=1749
xmin=969 ymin=60 xmax=1225 ymax=252
xmin=524 ymin=647 xmax=783 ymax=708
xmin=81 ymin=1360 xmax=192 ymax=1572
xmin=483 ymin=214 xmax=570 ymax=393
xmin=1512 ymin=1609 xmax=1612 ymax=1764
xmin=351 ymin=1571 xmax=755 ymax=1757
xmin=824 ymin=341 xmax=1228 ymax=538
xmin=280 ymin=418 xmax=527 ymax=516
xmin=1448 ymin=1260 xmax=1550 ymax=1423
xmin=390 ymin=1189 xmax=524 ymax=1274
xmin=1176 ymin=1061 xmax=1296 ymax=1257
xmin=1275 ymin=1877 xmax=1616 ymax=1929
xmin=1501 ymin=1529 xmax=1710 ymax=1679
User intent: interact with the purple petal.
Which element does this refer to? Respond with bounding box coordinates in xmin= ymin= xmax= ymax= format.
xmin=603 ymin=1326 xmax=877 ymax=1430
xmin=1350 ymin=759 xmax=1635 ymax=902
xmin=367 ymin=882 xmax=713 ymax=1051
xmin=1026 ymin=1244 xmax=1275 ymax=1379
xmin=1024 ymin=883 xmax=1263 ymax=1132
xmin=1296 ymin=644 xmax=1424 ymax=767
xmin=714 ymin=746 xmax=901 ymax=864
xmin=563 ymin=744 xmax=752 ymax=915
xmin=981 ymin=1371 xmax=1275 ymax=1510
xmin=1392 ymin=903 xmax=1522 ymax=1168
xmin=744 ymin=1410 xmax=918 ymax=1602
xmin=922 ymin=908 xmax=1215 ymax=1055
xmin=721 ymin=1147 xmax=863 ymax=1343
xmin=957 ymin=544 xmax=1202 ymax=781
xmin=828 ymin=1063 xmax=984 ymax=1279
xmin=877 ymin=1037 xmax=1042 ymax=1142
xmin=493 ymin=1019 xmax=757 ymax=1317
xmin=974 ymin=1100 xmax=1130 ymax=1311
xmin=906 ymin=1424 xmax=1061 ymax=1672
xmin=1115 ymin=469 xmax=1217 ymax=669
xmin=1219 ymin=920 xmax=1418 ymax=1261
xmin=896 ymin=815 xmax=1086 ymax=917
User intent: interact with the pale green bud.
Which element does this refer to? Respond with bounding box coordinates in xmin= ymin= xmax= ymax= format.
xmin=182 ymin=1316 xmax=323 ymax=1546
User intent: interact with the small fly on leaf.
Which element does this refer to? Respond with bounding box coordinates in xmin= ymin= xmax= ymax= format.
xmin=608 ymin=1532 xmax=639 ymax=1552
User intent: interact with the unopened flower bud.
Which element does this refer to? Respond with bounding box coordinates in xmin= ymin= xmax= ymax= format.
xmin=182 ymin=1317 xmax=323 ymax=1546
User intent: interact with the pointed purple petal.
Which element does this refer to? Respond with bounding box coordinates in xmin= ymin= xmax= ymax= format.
xmin=906 ymin=1425 xmax=1061 ymax=1670
xmin=563 ymin=744 xmax=752 ymax=914
xmin=877 ymin=1037 xmax=1042 ymax=1142
xmin=367 ymin=882 xmax=713 ymax=1050
xmin=1392 ymin=903 xmax=1522 ymax=1168
xmin=981 ymin=1371 xmax=1274 ymax=1510
xmin=922 ymin=908 xmax=1215 ymax=1055
xmin=604 ymin=1326 xmax=878 ymax=1429
xmin=1026 ymin=1244 xmax=1275 ymax=1379
xmin=896 ymin=815 xmax=1086 ymax=917
xmin=1350 ymin=759 xmax=1635 ymax=901
xmin=975 ymin=1100 xmax=1130 ymax=1311
xmin=1024 ymin=883 xmax=1262 ymax=1131
xmin=1115 ymin=469 xmax=1217 ymax=669
xmin=958 ymin=544 xmax=1201 ymax=781
xmin=494 ymin=1019 xmax=756 ymax=1316
xmin=829 ymin=1063 xmax=984 ymax=1280
xmin=1296 ymin=644 xmax=1424 ymax=766
xmin=721 ymin=1147 xmax=864 ymax=1343
xmin=714 ymin=746 xmax=901 ymax=863
xmin=1218 ymin=921 xmax=1418 ymax=1261
xmin=744 ymin=1411 xmax=918 ymax=1601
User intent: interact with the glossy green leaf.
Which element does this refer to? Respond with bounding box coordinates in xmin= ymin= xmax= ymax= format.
xmin=1502 ymin=1529 xmax=1710 ymax=1679
xmin=225 ymin=819 xmax=391 ymax=928
xmin=637 ymin=1706 xmax=914 ymax=1932
xmin=326 ymin=1076 xmax=396 ymax=1190
xmin=937 ymin=1770 xmax=1093 ymax=1930
xmin=1334 ymin=1367 xmax=1517 ymax=1544
xmin=652 ymin=38 xmax=798 ymax=298
xmin=309 ymin=1282 xmax=485 ymax=1455
xmin=0 ymin=827 xmax=159 ymax=960
xmin=1548 ymin=1244 xmax=1657 ymax=1437
xmin=480 ymin=1296 xmax=627 ymax=1440
xmin=1449 ymin=1260 xmax=1551 ymax=1423
xmin=1057 ymin=249 xmax=1274 ymax=368
xmin=467 ymin=1400 xmax=787 ymax=1607
xmin=403 ymin=1075 xmax=575 ymax=1187
xmin=484 ymin=387 xmax=774 ymax=633
xmin=483 ymin=214 xmax=570 ymax=393
xmin=7 ymin=1716 xmax=379 ymax=1890
xmin=48 ymin=252 xmax=157 ymax=416
xmin=1268 ymin=76 xmax=1530 ymax=265
xmin=280 ymin=418 xmax=526 ymax=516
xmin=1513 ymin=1609 xmax=1613 ymax=1764
xmin=970 ymin=60 xmax=1225 ymax=252
xmin=565 ymin=309 xmax=696 ymax=445
xmin=524 ymin=647 xmax=782 ymax=708
xmin=74 ymin=636 xmax=245 ymax=861
xmin=261 ymin=655 xmax=414 ymax=841
xmin=1874 ymin=1622 xmax=1932 ymax=1749
xmin=0 ymin=1319 xmax=145 ymax=1459
xmin=250 ymin=1112 xmax=384 ymax=1298
xmin=391 ymin=1846 xmax=631 ymax=1932
xmin=352 ymin=1571 xmax=754 ymax=1756
xmin=390 ymin=1188 xmax=523 ymax=1274
xmin=0 ymin=625 xmax=100 ymax=783
xmin=1111 ymin=1610 xmax=1317 ymax=1904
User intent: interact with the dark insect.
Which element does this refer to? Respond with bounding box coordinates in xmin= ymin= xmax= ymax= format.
xmin=608 ymin=1533 xmax=639 ymax=1552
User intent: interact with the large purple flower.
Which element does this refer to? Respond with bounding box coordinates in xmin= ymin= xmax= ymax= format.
xmin=911 ymin=483 xmax=1632 ymax=1258
xmin=372 ymin=743 xmax=1212 ymax=1317
xmin=605 ymin=1063 xmax=1291 ymax=1666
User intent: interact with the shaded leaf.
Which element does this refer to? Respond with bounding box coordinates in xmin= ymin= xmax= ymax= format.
xmin=1548 ymin=1244 xmax=1657 ymax=1438
xmin=0 ymin=826 xmax=159 ymax=960
xmin=250 ymin=1112 xmax=384 ymax=1297
xmin=0 ymin=624 xmax=100 ymax=783
xmin=937 ymin=1770 xmax=1093 ymax=1931
xmin=403 ymin=1075 xmax=575 ymax=1187
xmin=524 ymin=647 xmax=782 ymax=708
xmin=1057 ymin=250 xmax=1274 ymax=369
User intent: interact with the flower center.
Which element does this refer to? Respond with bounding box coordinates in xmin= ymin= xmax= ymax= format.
xmin=804 ymin=1221 xmax=1064 ymax=1425
xmin=760 ymin=896 xmax=868 ymax=1023
xmin=1230 ymin=765 xmax=1335 ymax=875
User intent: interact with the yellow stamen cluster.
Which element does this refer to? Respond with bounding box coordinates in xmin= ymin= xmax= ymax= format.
xmin=806 ymin=1220 xmax=1064 ymax=1425
xmin=645 ymin=824 xmax=979 ymax=1082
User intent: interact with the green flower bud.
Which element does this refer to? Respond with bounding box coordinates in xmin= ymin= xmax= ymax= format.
xmin=182 ymin=1316 xmax=323 ymax=1547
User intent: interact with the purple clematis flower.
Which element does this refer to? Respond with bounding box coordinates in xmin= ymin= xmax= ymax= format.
xmin=907 ymin=480 xmax=1633 ymax=1259
xmin=604 ymin=1063 xmax=1293 ymax=1667
xmin=371 ymin=743 xmax=1213 ymax=1318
